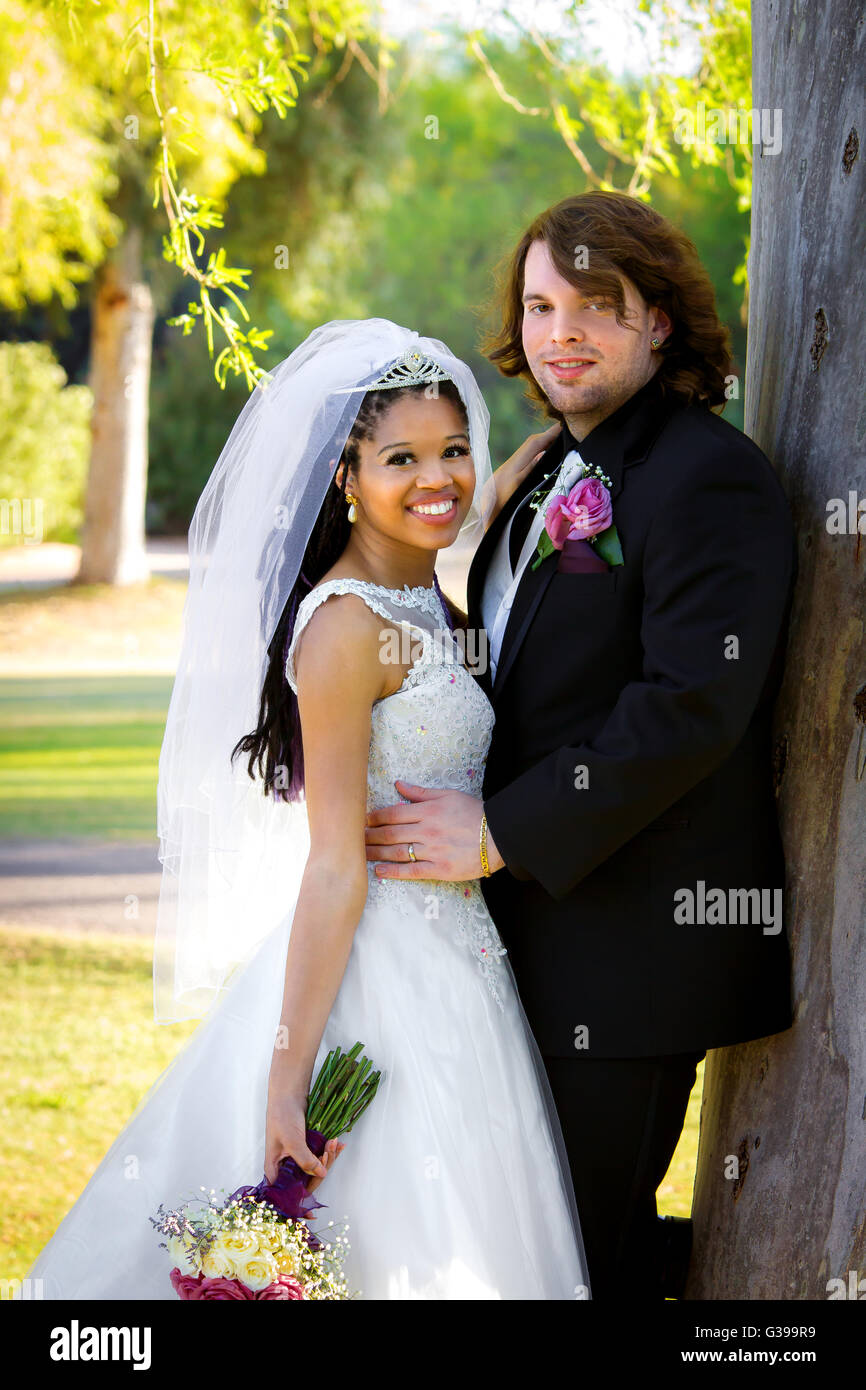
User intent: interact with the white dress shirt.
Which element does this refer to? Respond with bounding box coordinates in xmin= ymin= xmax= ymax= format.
xmin=481 ymin=450 xmax=585 ymax=682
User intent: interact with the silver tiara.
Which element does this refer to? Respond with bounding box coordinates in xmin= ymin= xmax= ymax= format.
xmin=333 ymin=349 xmax=453 ymax=394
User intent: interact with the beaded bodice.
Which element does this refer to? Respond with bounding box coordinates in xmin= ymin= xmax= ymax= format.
xmin=285 ymin=576 xmax=507 ymax=1004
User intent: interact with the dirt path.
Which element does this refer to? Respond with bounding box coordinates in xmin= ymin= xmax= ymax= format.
xmin=0 ymin=838 xmax=161 ymax=936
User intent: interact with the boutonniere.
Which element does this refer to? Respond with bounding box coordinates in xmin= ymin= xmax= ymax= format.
xmin=530 ymin=454 xmax=624 ymax=571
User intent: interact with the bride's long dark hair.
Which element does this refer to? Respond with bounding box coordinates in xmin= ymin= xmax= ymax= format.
xmin=231 ymin=380 xmax=469 ymax=802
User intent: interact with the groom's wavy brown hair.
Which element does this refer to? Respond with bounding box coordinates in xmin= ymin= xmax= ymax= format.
xmin=484 ymin=191 xmax=733 ymax=417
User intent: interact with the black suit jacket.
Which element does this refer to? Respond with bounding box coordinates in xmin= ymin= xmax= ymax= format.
xmin=467 ymin=374 xmax=797 ymax=1058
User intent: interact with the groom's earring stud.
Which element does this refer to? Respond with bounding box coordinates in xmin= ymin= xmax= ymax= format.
xmin=650 ymin=337 xmax=662 ymax=350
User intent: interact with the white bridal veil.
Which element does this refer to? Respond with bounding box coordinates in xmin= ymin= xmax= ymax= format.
xmin=154 ymin=318 xmax=493 ymax=1022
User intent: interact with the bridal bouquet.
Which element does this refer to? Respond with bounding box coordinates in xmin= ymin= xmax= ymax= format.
xmin=151 ymin=1042 xmax=381 ymax=1300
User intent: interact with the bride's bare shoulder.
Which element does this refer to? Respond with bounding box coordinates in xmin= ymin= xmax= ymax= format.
xmin=293 ymin=580 xmax=388 ymax=700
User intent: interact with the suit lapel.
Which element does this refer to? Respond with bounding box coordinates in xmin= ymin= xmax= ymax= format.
xmin=490 ymin=552 xmax=557 ymax=698
xmin=466 ymin=435 xmax=563 ymax=626
xmin=473 ymin=374 xmax=673 ymax=703
xmin=466 ymin=435 xmax=565 ymax=701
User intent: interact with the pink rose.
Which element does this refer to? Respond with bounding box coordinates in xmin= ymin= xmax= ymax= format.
xmin=256 ymin=1275 xmax=306 ymax=1300
xmin=193 ymin=1276 xmax=255 ymax=1300
xmin=545 ymin=477 xmax=612 ymax=547
xmin=170 ymin=1267 xmax=255 ymax=1300
xmin=170 ymin=1267 xmax=204 ymax=1299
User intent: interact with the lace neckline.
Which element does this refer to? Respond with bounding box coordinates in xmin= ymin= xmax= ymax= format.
xmin=324 ymin=576 xmax=436 ymax=598
xmin=310 ymin=575 xmax=443 ymax=617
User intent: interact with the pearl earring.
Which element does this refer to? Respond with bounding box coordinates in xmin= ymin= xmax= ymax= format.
xmin=346 ymin=492 xmax=358 ymax=523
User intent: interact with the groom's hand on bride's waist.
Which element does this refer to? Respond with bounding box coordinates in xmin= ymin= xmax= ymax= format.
xmin=364 ymin=781 xmax=505 ymax=881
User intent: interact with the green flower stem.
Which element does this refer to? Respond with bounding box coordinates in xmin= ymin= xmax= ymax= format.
xmin=306 ymin=1043 xmax=381 ymax=1139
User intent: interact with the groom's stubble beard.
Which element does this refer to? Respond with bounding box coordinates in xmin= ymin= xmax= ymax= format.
xmin=529 ymin=356 xmax=661 ymax=442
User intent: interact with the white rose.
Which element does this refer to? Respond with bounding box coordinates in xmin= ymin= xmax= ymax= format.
xmin=221 ymin=1230 xmax=261 ymax=1261
xmin=166 ymin=1234 xmax=198 ymax=1276
xmin=200 ymin=1232 xmax=239 ymax=1280
xmin=234 ymin=1251 xmax=280 ymax=1292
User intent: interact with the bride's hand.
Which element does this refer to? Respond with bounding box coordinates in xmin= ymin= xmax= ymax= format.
xmin=264 ymin=1082 xmax=345 ymax=1189
xmin=306 ymin=1136 xmax=345 ymax=1194
xmin=481 ymin=422 xmax=561 ymax=531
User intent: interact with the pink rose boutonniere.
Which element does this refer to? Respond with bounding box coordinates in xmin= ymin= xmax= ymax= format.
xmin=532 ymin=470 xmax=624 ymax=571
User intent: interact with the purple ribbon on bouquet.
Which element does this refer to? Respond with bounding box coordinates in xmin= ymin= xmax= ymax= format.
xmin=230 ymin=1128 xmax=328 ymax=1246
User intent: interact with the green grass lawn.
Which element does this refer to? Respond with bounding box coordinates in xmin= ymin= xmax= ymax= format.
xmin=0 ymin=927 xmax=197 ymax=1278
xmin=0 ymin=676 xmax=173 ymax=838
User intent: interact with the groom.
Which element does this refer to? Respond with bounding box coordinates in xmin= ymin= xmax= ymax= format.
xmin=365 ymin=191 xmax=797 ymax=1300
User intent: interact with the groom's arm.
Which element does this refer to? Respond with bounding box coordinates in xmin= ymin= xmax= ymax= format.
xmin=482 ymin=447 xmax=796 ymax=902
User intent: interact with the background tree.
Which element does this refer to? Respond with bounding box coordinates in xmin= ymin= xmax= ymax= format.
xmin=686 ymin=0 xmax=865 ymax=1299
xmin=0 ymin=0 xmax=379 ymax=583
xmin=0 ymin=2 xmax=120 ymax=313
xmin=0 ymin=343 xmax=91 ymax=547
xmin=146 ymin=42 xmax=390 ymax=530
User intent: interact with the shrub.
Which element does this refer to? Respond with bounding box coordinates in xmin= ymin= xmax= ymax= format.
xmin=0 ymin=342 xmax=91 ymax=546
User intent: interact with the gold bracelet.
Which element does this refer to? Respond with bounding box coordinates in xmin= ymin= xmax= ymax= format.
xmin=479 ymin=811 xmax=492 ymax=877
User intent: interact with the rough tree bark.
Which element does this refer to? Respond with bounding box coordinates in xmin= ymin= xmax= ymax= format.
xmin=76 ymin=222 xmax=152 ymax=585
xmin=686 ymin=0 xmax=865 ymax=1300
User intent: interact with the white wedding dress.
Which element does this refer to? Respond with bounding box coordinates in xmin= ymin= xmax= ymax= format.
xmin=24 ymin=577 xmax=590 ymax=1301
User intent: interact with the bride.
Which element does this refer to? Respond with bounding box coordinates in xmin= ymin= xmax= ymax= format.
xmin=24 ymin=318 xmax=590 ymax=1300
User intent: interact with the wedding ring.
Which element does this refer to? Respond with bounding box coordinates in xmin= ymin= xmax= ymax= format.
xmin=408 ymin=843 xmax=417 ymax=861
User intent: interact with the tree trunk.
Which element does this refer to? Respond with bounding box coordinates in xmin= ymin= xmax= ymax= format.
xmin=76 ymin=222 xmax=153 ymax=585
xmin=686 ymin=0 xmax=866 ymax=1299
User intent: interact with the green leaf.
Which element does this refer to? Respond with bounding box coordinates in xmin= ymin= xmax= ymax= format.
xmin=530 ymin=531 xmax=557 ymax=571
xmin=593 ymin=524 xmax=624 ymax=567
